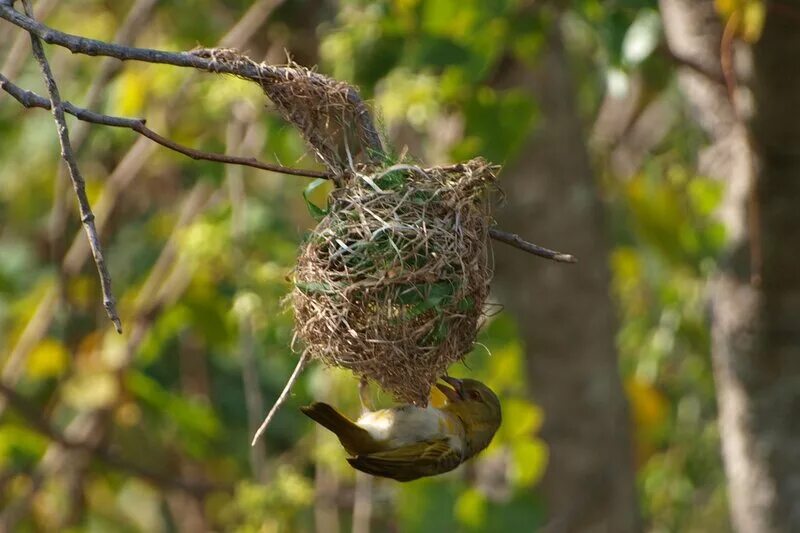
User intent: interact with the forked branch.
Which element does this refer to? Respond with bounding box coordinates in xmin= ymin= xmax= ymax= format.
xmin=0 ymin=2 xmax=576 ymax=262
xmin=21 ymin=0 xmax=121 ymax=332
xmin=0 ymin=73 xmax=328 ymax=179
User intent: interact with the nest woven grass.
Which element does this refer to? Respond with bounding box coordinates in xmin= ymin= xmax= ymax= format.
xmin=195 ymin=48 xmax=499 ymax=403
xmin=293 ymin=159 xmax=498 ymax=404
xmin=193 ymin=47 xmax=379 ymax=171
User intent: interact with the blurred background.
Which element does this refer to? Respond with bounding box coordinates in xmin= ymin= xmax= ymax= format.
xmin=1 ymin=0 xmax=791 ymax=531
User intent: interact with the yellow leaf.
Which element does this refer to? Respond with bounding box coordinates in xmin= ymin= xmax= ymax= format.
xmin=501 ymin=397 xmax=544 ymax=439
xmin=26 ymin=339 xmax=69 ymax=379
xmin=101 ymin=329 xmax=128 ymax=370
xmin=113 ymin=69 xmax=148 ymax=117
xmin=511 ymin=439 xmax=548 ymax=487
xmin=626 ymin=377 xmax=668 ymax=430
xmin=63 ymin=372 xmax=119 ymax=410
xmin=67 ymin=276 xmax=93 ymax=308
xmin=486 ymin=341 xmax=525 ymax=392
xmin=742 ymin=1 xmax=765 ymax=42
xmin=117 ymin=480 xmax=163 ymax=532
xmin=714 ymin=0 xmax=739 ymax=17
xmin=454 ymin=488 xmax=487 ymax=528
xmin=626 ymin=377 xmax=668 ymax=463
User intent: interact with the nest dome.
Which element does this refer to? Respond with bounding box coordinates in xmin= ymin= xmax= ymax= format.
xmin=292 ymin=158 xmax=497 ymax=404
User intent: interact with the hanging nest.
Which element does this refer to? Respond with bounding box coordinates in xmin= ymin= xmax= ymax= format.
xmin=191 ymin=49 xmax=499 ymax=403
xmin=292 ymin=159 xmax=498 ymax=404
xmin=190 ymin=48 xmax=380 ymax=172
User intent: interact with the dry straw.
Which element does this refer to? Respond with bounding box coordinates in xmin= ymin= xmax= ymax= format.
xmin=197 ymin=48 xmax=382 ymax=172
xmin=293 ymin=160 xmax=498 ymax=404
xmin=189 ymin=50 xmax=573 ymax=444
xmin=197 ymin=49 xmax=501 ymax=403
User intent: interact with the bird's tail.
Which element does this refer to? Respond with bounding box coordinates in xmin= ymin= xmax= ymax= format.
xmin=300 ymin=402 xmax=382 ymax=455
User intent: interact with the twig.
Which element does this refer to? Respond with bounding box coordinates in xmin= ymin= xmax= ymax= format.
xmin=0 ymin=0 xmax=59 ymax=91
xmin=0 ymin=73 xmax=329 ymax=179
xmin=1 ymin=78 xmax=576 ymax=270
xmin=0 ymin=3 xmax=577 ymax=264
xmin=22 ymin=2 xmax=121 ymax=333
xmin=48 ymin=0 xmax=159 ymax=288
xmin=0 ymin=4 xmax=312 ymax=96
xmin=0 ymin=3 xmax=384 ymax=160
xmin=3 ymin=0 xmax=288 ymax=404
xmin=251 ymin=351 xmax=309 ymax=446
xmin=0 ymin=382 xmax=225 ymax=496
xmin=489 ymin=228 xmax=577 ymax=263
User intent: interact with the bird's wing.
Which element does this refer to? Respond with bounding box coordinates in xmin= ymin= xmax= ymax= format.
xmin=347 ymin=438 xmax=463 ymax=482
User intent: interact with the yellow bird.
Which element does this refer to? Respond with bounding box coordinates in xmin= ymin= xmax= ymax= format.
xmin=301 ymin=377 xmax=502 ymax=481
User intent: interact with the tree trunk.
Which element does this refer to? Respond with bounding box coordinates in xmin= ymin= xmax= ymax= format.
xmin=661 ymin=1 xmax=800 ymax=530
xmin=492 ymin=25 xmax=640 ymax=533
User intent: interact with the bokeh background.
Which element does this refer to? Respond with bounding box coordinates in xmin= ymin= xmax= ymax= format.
xmin=0 ymin=0 xmax=782 ymax=531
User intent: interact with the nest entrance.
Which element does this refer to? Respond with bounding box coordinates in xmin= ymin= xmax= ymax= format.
xmin=293 ymin=159 xmax=497 ymax=404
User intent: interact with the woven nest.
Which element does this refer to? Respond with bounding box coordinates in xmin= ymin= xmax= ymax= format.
xmin=192 ymin=48 xmax=379 ymax=171
xmin=292 ymin=159 xmax=498 ymax=404
xmin=192 ymin=48 xmax=499 ymax=402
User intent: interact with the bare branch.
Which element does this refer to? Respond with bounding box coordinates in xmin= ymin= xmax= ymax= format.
xmin=0 ymin=0 xmax=59 ymax=94
xmin=22 ymin=1 xmax=121 ymax=332
xmin=0 ymin=73 xmax=329 ymax=179
xmin=2 ymin=0 xmax=289 ymax=405
xmin=0 ymin=3 xmax=383 ymax=162
xmin=489 ymin=228 xmax=577 ymax=263
xmin=251 ymin=352 xmax=309 ymax=446
xmin=48 ymin=0 xmax=159 ymax=285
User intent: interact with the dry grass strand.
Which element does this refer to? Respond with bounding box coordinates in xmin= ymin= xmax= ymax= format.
xmin=292 ymin=158 xmax=498 ymax=404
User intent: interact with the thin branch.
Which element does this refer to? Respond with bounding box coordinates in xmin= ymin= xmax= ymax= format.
xmin=48 ymin=0 xmax=159 ymax=288
xmin=0 ymin=3 xmax=384 ymax=161
xmin=0 ymin=382 xmax=225 ymax=496
xmin=0 ymin=2 xmax=579 ymax=264
xmin=0 ymin=3 xmax=231 ymax=70
xmin=1 ymin=76 xmax=577 ymax=264
xmin=22 ymin=2 xmax=121 ymax=333
xmin=0 ymin=4 xmax=302 ymax=90
xmin=0 ymin=0 xmax=59 ymax=90
xmin=489 ymin=228 xmax=577 ymax=263
xmin=2 ymin=0 xmax=289 ymax=403
xmin=251 ymin=351 xmax=309 ymax=446
xmin=4 ymin=65 xmax=577 ymax=264
xmin=0 ymin=73 xmax=329 ymax=179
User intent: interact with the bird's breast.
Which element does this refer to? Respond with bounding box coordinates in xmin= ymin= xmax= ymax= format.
xmin=356 ymin=406 xmax=465 ymax=451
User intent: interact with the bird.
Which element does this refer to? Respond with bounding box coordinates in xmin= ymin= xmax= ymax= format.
xmin=300 ymin=376 xmax=502 ymax=481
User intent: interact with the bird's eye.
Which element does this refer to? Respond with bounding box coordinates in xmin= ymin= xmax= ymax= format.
xmin=468 ymin=390 xmax=482 ymax=401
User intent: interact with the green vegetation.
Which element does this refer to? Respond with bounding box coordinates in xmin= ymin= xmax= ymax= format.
xmin=0 ymin=0 xmax=759 ymax=530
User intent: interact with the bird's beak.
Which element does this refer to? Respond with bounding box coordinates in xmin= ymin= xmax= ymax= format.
xmin=435 ymin=376 xmax=464 ymax=403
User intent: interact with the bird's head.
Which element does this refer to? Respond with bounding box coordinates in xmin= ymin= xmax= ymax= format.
xmin=435 ymin=377 xmax=501 ymax=456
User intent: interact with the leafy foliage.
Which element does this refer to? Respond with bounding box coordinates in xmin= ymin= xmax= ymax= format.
xmin=0 ymin=0 xmax=737 ymax=530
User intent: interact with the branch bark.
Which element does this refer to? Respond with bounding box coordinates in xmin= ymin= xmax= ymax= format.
xmin=1 ymin=0 xmax=288 ymax=417
xmin=22 ymin=0 xmax=121 ymax=332
xmin=0 ymin=73 xmax=328 ymax=179
xmin=661 ymin=0 xmax=800 ymax=530
xmin=0 ymin=2 xmax=576 ymax=263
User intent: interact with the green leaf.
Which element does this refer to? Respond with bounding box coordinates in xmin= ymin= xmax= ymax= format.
xmin=295 ymin=281 xmax=339 ymax=294
xmin=302 ymin=178 xmax=329 ymax=221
